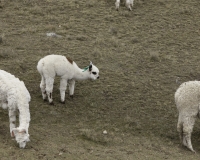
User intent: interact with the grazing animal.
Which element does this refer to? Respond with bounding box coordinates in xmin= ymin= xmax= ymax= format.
xmin=37 ymin=54 xmax=100 ymax=104
xmin=115 ymin=0 xmax=134 ymax=11
xmin=0 ymin=70 xmax=31 ymax=148
xmin=175 ymin=81 xmax=200 ymax=153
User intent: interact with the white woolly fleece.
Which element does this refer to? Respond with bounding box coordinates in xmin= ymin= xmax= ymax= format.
xmin=0 ymin=70 xmax=30 ymax=148
xmin=37 ymin=54 xmax=100 ymax=104
xmin=175 ymin=81 xmax=200 ymax=152
xmin=115 ymin=0 xmax=134 ymax=11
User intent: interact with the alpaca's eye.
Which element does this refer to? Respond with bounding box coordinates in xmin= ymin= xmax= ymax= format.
xmin=92 ymin=72 xmax=97 ymax=75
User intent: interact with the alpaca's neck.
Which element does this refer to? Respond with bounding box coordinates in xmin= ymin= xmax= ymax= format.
xmin=18 ymin=104 xmax=30 ymax=131
xmin=73 ymin=67 xmax=90 ymax=81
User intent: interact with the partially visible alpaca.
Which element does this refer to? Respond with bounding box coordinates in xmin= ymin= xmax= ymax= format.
xmin=115 ymin=0 xmax=134 ymax=11
xmin=0 ymin=70 xmax=31 ymax=148
xmin=37 ymin=54 xmax=100 ymax=104
xmin=175 ymin=81 xmax=200 ymax=153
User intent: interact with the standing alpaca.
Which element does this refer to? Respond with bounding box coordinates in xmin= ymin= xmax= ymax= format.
xmin=115 ymin=0 xmax=134 ymax=11
xmin=37 ymin=54 xmax=100 ymax=104
xmin=175 ymin=81 xmax=200 ymax=153
xmin=0 ymin=70 xmax=31 ymax=148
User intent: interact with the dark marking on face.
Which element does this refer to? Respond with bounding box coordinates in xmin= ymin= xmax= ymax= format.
xmin=66 ymin=57 xmax=73 ymax=64
xmin=92 ymin=72 xmax=97 ymax=75
xmin=12 ymin=121 xmax=15 ymax=124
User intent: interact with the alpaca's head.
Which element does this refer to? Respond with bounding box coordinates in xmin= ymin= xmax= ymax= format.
xmin=87 ymin=62 xmax=99 ymax=80
xmin=12 ymin=128 xmax=30 ymax=148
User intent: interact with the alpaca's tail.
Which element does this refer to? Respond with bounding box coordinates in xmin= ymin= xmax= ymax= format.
xmin=37 ymin=59 xmax=44 ymax=75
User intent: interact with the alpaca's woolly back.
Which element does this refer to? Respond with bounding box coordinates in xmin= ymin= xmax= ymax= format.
xmin=37 ymin=54 xmax=80 ymax=79
xmin=0 ymin=70 xmax=30 ymax=103
xmin=37 ymin=54 xmax=94 ymax=80
xmin=175 ymin=81 xmax=200 ymax=115
xmin=0 ymin=71 xmax=17 ymax=106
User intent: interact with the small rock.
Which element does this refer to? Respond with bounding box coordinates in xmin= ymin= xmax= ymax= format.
xmin=46 ymin=32 xmax=62 ymax=38
xmin=46 ymin=32 xmax=56 ymax=37
xmin=103 ymin=130 xmax=107 ymax=135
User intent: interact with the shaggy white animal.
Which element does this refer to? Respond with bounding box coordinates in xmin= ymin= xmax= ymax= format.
xmin=0 ymin=70 xmax=31 ymax=148
xmin=37 ymin=54 xmax=100 ymax=104
xmin=115 ymin=0 xmax=134 ymax=11
xmin=175 ymin=81 xmax=200 ymax=153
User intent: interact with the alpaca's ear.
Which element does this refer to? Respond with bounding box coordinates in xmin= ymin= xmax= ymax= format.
xmin=89 ymin=64 xmax=92 ymax=71
xmin=12 ymin=128 xmax=19 ymax=137
xmin=12 ymin=128 xmax=26 ymax=136
xmin=89 ymin=61 xmax=93 ymax=71
xmin=11 ymin=131 xmax=15 ymax=137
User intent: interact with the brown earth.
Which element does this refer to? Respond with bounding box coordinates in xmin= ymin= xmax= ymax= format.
xmin=1 ymin=0 xmax=200 ymax=159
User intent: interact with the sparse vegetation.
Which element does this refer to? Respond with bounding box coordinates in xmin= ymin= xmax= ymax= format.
xmin=0 ymin=0 xmax=200 ymax=159
xmin=149 ymin=51 xmax=160 ymax=62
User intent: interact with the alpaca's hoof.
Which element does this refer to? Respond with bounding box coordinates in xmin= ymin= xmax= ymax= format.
xmin=70 ymin=95 xmax=74 ymax=99
xmin=49 ymin=102 xmax=54 ymax=105
xmin=59 ymin=100 xmax=65 ymax=104
xmin=43 ymin=99 xmax=48 ymax=102
xmin=190 ymin=149 xmax=196 ymax=153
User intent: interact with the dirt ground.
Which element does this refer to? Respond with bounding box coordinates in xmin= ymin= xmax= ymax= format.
xmin=1 ymin=0 xmax=200 ymax=159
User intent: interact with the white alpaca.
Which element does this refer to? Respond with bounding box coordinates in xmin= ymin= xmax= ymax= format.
xmin=115 ymin=0 xmax=134 ymax=11
xmin=0 ymin=70 xmax=31 ymax=148
xmin=37 ymin=55 xmax=100 ymax=104
xmin=175 ymin=81 xmax=200 ymax=153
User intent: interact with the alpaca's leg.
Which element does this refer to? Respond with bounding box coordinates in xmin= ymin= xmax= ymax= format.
xmin=45 ymin=77 xmax=55 ymax=104
xmin=9 ymin=108 xmax=16 ymax=137
xmin=130 ymin=0 xmax=134 ymax=7
xmin=40 ymin=75 xmax=47 ymax=101
xmin=60 ymin=78 xmax=67 ymax=103
xmin=183 ymin=117 xmax=196 ymax=153
xmin=177 ymin=116 xmax=184 ymax=145
xmin=126 ymin=0 xmax=132 ymax=11
xmin=68 ymin=79 xmax=75 ymax=98
xmin=115 ymin=0 xmax=120 ymax=10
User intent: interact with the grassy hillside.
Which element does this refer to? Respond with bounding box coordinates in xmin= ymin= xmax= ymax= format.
xmin=0 ymin=0 xmax=200 ymax=159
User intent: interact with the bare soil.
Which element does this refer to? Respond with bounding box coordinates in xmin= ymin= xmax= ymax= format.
xmin=1 ymin=0 xmax=200 ymax=159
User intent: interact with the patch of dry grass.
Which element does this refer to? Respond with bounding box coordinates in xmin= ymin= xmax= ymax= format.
xmin=80 ymin=129 xmax=110 ymax=145
xmin=1 ymin=0 xmax=200 ymax=159
xmin=149 ymin=51 xmax=160 ymax=62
